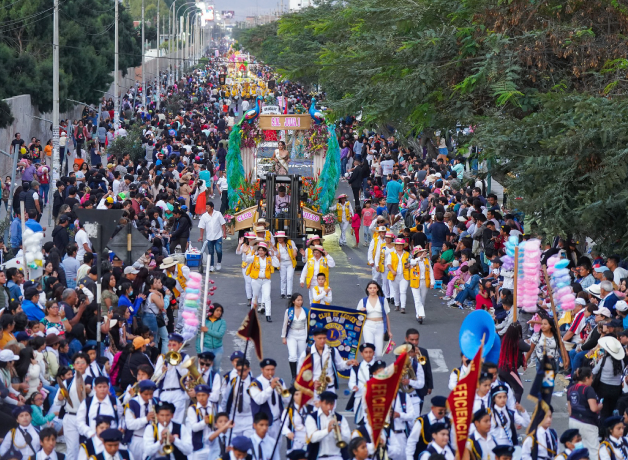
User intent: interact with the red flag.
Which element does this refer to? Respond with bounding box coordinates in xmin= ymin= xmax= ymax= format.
xmin=294 ymin=354 xmax=314 ymax=407
xmin=447 ymin=345 xmax=483 ymax=456
xmin=236 ymin=309 xmax=263 ymax=361
xmin=365 ymin=351 xmax=408 ymax=449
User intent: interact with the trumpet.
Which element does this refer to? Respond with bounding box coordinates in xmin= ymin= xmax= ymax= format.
xmin=316 ymin=356 xmax=333 ymax=395
xmin=274 ymin=380 xmax=291 ymax=398
xmin=179 ymin=357 xmax=205 ymax=391
xmin=332 ymin=414 xmax=347 ymax=448
xmin=161 ymin=422 xmax=174 ymax=455
xmin=417 ymin=349 xmax=427 ymax=366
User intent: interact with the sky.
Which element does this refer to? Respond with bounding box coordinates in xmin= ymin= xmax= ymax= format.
xmin=211 ymin=0 xmax=279 ymax=20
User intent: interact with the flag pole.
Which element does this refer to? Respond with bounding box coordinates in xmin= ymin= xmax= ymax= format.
xmin=269 ymin=393 xmax=295 ymax=460
xmin=227 ymin=339 xmax=249 ymax=444
xmin=513 ymin=246 xmax=518 ymax=322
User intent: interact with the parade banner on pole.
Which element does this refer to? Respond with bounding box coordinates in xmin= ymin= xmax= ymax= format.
xmin=365 ymin=350 xmax=408 ymax=449
xmin=447 ymin=344 xmax=482 ymax=456
xmin=294 ymin=353 xmax=315 ymax=407
xmin=236 ymin=309 xmax=264 ymax=360
xmin=308 ymin=304 xmax=366 ymax=378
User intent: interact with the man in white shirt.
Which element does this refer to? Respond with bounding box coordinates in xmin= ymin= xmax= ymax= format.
xmin=607 ymin=255 xmax=628 ymax=285
xmin=75 ymin=222 xmax=93 ymax=264
xmin=248 ymin=358 xmax=290 ymax=441
xmin=143 ymin=402 xmax=193 ymax=460
xmin=197 ymin=201 xmax=226 ymax=272
xmin=348 ymin=343 xmax=375 ymax=425
xmin=216 ymin=170 xmax=229 ymax=214
xmin=76 ymin=377 xmax=123 ymax=438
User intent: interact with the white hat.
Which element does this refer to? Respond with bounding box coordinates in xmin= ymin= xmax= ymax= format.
xmin=599 ymin=336 xmax=626 ymax=360
xmin=574 ymin=298 xmax=587 ymax=307
xmin=160 ymin=257 xmax=178 ymax=269
xmin=124 ymin=266 xmax=140 ymax=275
xmin=593 ymin=306 xmax=612 ymax=318
xmin=616 ymin=300 xmax=628 ymax=313
xmin=587 ymin=284 xmax=601 ymax=298
xmin=0 ymin=350 xmax=19 ymax=362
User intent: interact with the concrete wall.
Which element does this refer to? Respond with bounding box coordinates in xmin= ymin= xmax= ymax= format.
xmin=0 ymin=95 xmax=83 ymax=177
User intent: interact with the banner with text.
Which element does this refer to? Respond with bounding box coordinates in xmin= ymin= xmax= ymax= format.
xmin=308 ymin=304 xmax=366 ymax=378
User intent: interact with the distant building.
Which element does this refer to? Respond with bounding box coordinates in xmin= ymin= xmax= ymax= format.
xmin=289 ymin=0 xmax=311 ymax=11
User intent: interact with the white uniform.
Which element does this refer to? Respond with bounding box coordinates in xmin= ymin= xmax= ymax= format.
xmin=281 ymin=307 xmax=308 ymax=363
xmin=305 ymin=409 xmax=351 ymax=460
xmin=348 ymin=359 xmax=373 ymax=424
xmin=599 ymin=437 xmax=628 ymax=460
xmin=381 ymin=245 xmax=394 ymax=298
xmin=0 ymin=425 xmax=40 ymax=459
xmin=154 ymin=353 xmax=190 ymax=424
xmin=54 ymin=373 xmax=86 ymax=460
xmin=236 ymin=244 xmax=255 ymax=301
xmin=356 ymin=297 xmax=391 ymax=357
xmin=245 ymin=253 xmax=280 ymax=316
xmin=220 ymin=374 xmax=255 ymax=438
xmin=277 ymin=241 xmax=296 ymax=297
xmin=297 ymin=344 xmax=352 ymax=396
xmin=77 ymin=438 xmax=103 ymax=460
xmin=387 ymin=250 xmax=410 ymax=310
xmin=248 ymin=375 xmax=291 ymax=439
xmin=417 ymin=441 xmax=456 ymax=460
xmin=142 ymin=420 xmax=194 ymax=460
xmin=406 ymin=412 xmax=455 ymax=460
xmin=410 ymin=256 xmax=435 ymax=319
xmin=331 ymin=202 xmax=353 ymax=246
xmin=186 ymin=402 xmax=213 ymax=460
xmin=490 ymin=405 xmax=530 ymax=446
xmin=310 ymin=285 xmax=332 ymax=305
xmin=251 ymin=432 xmax=281 ymax=460
xmin=407 ymin=357 xmax=426 ymax=416
xmin=281 ymin=405 xmax=308 ymax=453
xmin=351 ymin=421 xmax=402 ymax=459
xmin=367 ymin=236 xmax=386 ymax=283
xmin=124 ymin=396 xmax=157 ymax=460
xmin=391 ymin=392 xmax=416 ymax=448
xmin=466 ymin=430 xmax=497 ymax=460
xmin=299 ymin=255 xmax=336 ymax=305
xmin=76 ymin=394 xmax=123 ymax=438
xmin=522 ymin=427 xmax=558 ymax=460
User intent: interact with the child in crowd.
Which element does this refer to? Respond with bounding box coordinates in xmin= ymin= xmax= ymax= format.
xmin=361 ymin=200 xmax=376 ymax=247
xmin=351 ymin=206 xmax=362 ymax=248
xmin=476 ymin=279 xmax=494 ymax=311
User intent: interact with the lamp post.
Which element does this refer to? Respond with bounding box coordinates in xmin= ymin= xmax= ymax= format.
xmin=173 ymin=2 xmax=196 ymax=83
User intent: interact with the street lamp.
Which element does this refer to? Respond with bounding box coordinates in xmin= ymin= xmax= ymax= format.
xmin=180 ymin=5 xmax=199 ymax=78
xmin=173 ymin=2 xmax=197 ymax=83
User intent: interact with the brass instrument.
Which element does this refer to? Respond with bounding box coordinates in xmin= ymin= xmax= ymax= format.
xmin=179 ymin=357 xmax=205 ymax=391
xmin=316 ymin=356 xmax=333 ymax=395
xmin=417 ymin=349 xmax=427 ymax=366
xmin=332 ymin=414 xmax=347 ymax=448
xmin=274 ymin=381 xmax=290 ymax=398
xmin=394 ymin=344 xmax=416 ymax=394
xmin=162 ymin=422 xmax=174 ymax=455
xmin=165 ymin=350 xmax=183 ymax=366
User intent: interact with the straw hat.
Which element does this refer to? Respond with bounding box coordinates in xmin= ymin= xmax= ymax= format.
xmin=160 ymin=257 xmax=178 ymax=269
xmin=599 ymin=336 xmax=626 ymax=360
xmin=275 ymin=231 xmax=287 ymax=238
xmin=385 ymin=232 xmax=396 ymax=239
xmin=394 ymin=238 xmax=405 ymax=245
xmin=256 ymin=218 xmax=270 ymax=227
xmin=312 ymin=245 xmax=324 ymax=252
xmin=258 ymin=242 xmax=269 ymax=250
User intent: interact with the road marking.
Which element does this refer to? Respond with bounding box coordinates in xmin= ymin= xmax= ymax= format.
xmin=228 ymin=331 xmax=254 ymax=360
xmin=426 ymin=349 xmax=449 ymax=373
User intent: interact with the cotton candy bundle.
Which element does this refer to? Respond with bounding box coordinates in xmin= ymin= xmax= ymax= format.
xmin=517 ymin=239 xmax=542 ymax=312
xmin=22 ymin=229 xmax=44 ymax=269
xmin=548 ymin=256 xmax=575 ymax=311
xmin=181 ymin=272 xmax=203 ymax=341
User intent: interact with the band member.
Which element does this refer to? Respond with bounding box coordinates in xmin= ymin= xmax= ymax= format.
xmin=143 ymin=402 xmax=193 ymax=460
xmin=464 ymin=409 xmax=497 ymax=460
xmin=197 ymin=352 xmax=221 ymax=406
xmin=245 ymin=241 xmax=280 ymax=322
xmin=83 ymin=344 xmax=108 ymax=378
xmin=418 ymin=422 xmax=456 ymax=460
xmin=567 ymin=450 xmax=590 ymax=460
xmin=367 ymin=226 xmax=388 ymax=284
xmin=55 ymin=353 xmax=91 ymax=460
xmin=402 ymin=343 xmax=426 ymax=417
xmin=95 ymin=429 xmax=131 ymax=460
xmin=521 ymin=408 xmax=557 ymax=460
xmin=207 ymin=412 xmax=234 ymax=460
xmin=351 ymin=360 xmax=402 ymax=459
xmin=330 ymin=194 xmax=353 ymax=247
xmin=78 ymin=415 xmax=113 ymax=460
xmin=254 ymin=220 xmax=275 ymax=245
xmin=223 ymin=351 xmax=245 ymax=387
xmin=349 ymin=438 xmax=369 ymax=460
xmin=220 ymin=358 xmax=255 ymax=438
xmin=297 ymin=328 xmax=358 ymax=396
xmin=121 ymin=364 xmax=154 ymax=405
xmin=473 ymin=373 xmax=493 ymax=415
xmin=405 ymin=329 xmax=433 ymax=414
xmin=275 ymin=231 xmax=297 ymax=299
xmin=187 ymin=384 xmax=215 ymax=460
xmin=484 ymin=362 xmax=516 ymax=412
xmin=30 ymin=427 xmax=64 ymax=460
xmin=0 ymin=407 xmax=40 ymax=459
xmin=356 ymin=281 xmax=391 ymax=358
xmin=77 ymin=376 xmax=123 ymax=438
xmin=449 ymin=353 xmax=471 ymax=391
xmin=248 ymin=358 xmax=290 ymax=440
xmin=305 ymin=391 xmax=351 ymax=460
xmin=287 ymin=450 xmax=309 ymax=460
xmin=281 ymin=293 xmax=309 ymax=380
xmin=391 ymin=380 xmax=416 ymax=448
xmin=348 ymin=343 xmax=376 ymax=425
xmin=311 ymin=273 xmax=332 ymax=306
xmin=124 ymin=380 xmax=158 ymax=460
xmin=282 ymin=388 xmax=309 ymax=454
xmin=300 ymin=245 xmax=335 ymax=305
xmin=153 ymin=333 xmax=191 ymax=424
xmin=489 ymin=385 xmax=530 ymax=447
xmin=556 ymin=430 xmax=581 ymax=460
xmin=251 ymin=412 xmax=281 ymax=460
xmin=409 ymin=246 xmax=434 ymax=323
xmin=387 ymin=238 xmax=410 ymax=313
xmin=236 ymin=232 xmax=257 ymax=306
xmin=299 ymin=235 xmax=323 ymax=263
xmin=405 ymin=396 xmax=451 ymax=460
xmin=599 ymin=416 xmax=628 ymax=460
xmin=229 ymin=436 xmax=254 ymax=460
xmin=380 ymin=231 xmax=395 ymax=300
xmin=494 ymin=446 xmax=516 ymax=460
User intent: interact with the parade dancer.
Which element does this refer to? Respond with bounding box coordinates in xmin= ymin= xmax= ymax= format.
xmin=246 ymin=241 xmax=280 ymax=322
xmin=367 ymin=226 xmax=388 ymax=284
xmin=331 ymin=194 xmax=353 ymax=247
xmin=275 ymin=231 xmax=297 ymax=299
xmin=387 ymin=238 xmax=410 ymax=313
xmin=410 ymin=246 xmax=435 ymax=324
xmin=281 ymin=293 xmax=309 ymax=381
xmin=299 ymin=245 xmax=335 ymax=305
xmin=236 ymin=232 xmax=257 ymax=307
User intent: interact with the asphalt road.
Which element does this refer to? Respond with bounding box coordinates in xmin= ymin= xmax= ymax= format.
xmin=187 ymin=181 xmax=571 ymax=438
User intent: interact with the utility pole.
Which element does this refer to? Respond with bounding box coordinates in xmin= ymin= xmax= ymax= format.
xmin=114 ymin=0 xmax=119 ymax=128
xmin=141 ymin=0 xmax=146 ymax=108
xmin=156 ymin=0 xmax=160 ymax=110
xmin=52 ymin=0 xmax=59 ymax=209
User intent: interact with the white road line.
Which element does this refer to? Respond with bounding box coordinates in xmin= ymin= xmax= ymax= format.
xmin=426 ymin=349 xmax=449 ymax=373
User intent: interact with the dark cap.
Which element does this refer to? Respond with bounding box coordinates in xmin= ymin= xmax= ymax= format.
xmin=492 ymin=445 xmax=516 ymax=457
xmin=99 ymin=428 xmax=123 ymax=443
xmin=198 ymin=351 xmax=215 ymax=361
xmin=566 ymin=449 xmax=589 ymax=460
xmin=359 ymin=343 xmax=375 ymax=352
xmin=194 ymin=384 xmax=211 ymax=394
xmin=231 ymin=436 xmax=253 ymax=452
xmin=431 ymin=395 xmax=447 ymax=407
xmin=230 ymin=351 xmax=244 ymax=361
xmin=560 ymin=429 xmax=580 ymax=444
xmin=318 ymin=391 xmax=338 ymax=402
xmin=260 ymin=358 xmax=277 ymax=368
xmin=604 ymin=415 xmax=623 ymax=429
xmin=168 ymin=333 xmax=184 ymax=343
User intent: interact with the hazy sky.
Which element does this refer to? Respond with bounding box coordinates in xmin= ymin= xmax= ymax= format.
xmin=212 ymin=0 xmax=279 ymax=19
